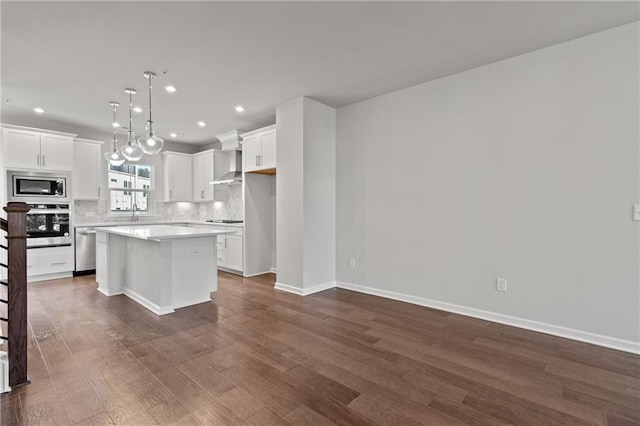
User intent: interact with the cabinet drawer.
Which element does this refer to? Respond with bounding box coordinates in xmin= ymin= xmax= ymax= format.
xmin=226 ymin=226 xmax=243 ymax=236
xmin=27 ymin=248 xmax=74 ymax=276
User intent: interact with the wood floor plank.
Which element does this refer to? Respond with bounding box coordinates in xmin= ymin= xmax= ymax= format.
xmin=0 ymin=271 xmax=637 ymax=425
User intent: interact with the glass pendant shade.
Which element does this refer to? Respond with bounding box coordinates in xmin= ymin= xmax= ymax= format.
xmin=138 ymin=131 xmax=164 ymax=155
xmin=137 ymin=71 xmax=164 ymax=155
xmin=121 ymin=137 xmax=144 ymax=161
xmin=105 ymin=141 xmax=125 ymax=166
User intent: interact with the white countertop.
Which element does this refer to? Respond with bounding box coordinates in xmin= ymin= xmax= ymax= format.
xmin=96 ymin=224 xmax=233 ymax=241
xmin=75 ymin=220 xmax=243 ymax=228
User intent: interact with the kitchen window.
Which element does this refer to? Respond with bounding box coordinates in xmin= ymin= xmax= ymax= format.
xmin=108 ymin=164 xmax=154 ymax=214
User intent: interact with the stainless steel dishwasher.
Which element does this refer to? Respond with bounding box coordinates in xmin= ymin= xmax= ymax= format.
xmin=74 ymin=227 xmax=97 ymax=275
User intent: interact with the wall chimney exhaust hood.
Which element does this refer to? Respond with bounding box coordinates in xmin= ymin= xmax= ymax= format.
xmin=216 ymin=129 xmax=244 ymax=151
xmin=211 ymin=151 xmax=242 ymax=185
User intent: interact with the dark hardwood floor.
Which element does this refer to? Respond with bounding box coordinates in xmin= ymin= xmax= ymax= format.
xmin=1 ymin=272 xmax=638 ymax=425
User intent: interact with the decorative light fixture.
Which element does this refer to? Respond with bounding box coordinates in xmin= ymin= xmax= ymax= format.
xmin=105 ymin=102 xmax=125 ymax=166
xmin=137 ymin=71 xmax=164 ymax=155
xmin=120 ymin=88 xmax=144 ymax=161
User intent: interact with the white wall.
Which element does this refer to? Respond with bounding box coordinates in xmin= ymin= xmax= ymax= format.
xmin=276 ymin=97 xmax=336 ymax=292
xmin=276 ymin=98 xmax=305 ymax=288
xmin=336 ymin=22 xmax=639 ymax=347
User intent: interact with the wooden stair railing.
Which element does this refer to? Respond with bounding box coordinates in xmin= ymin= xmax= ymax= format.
xmin=1 ymin=202 xmax=30 ymax=389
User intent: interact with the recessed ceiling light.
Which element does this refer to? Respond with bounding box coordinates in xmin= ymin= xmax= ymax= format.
xmin=165 ymin=85 xmax=177 ymax=93
xmin=197 ymin=121 xmax=206 ymax=127
xmin=234 ymin=105 xmax=245 ymax=113
xmin=112 ymin=121 xmax=120 ymax=128
xmin=133 ymin=106 xmax=143 ymax=113
xmin=170 ymin=133 xmax=178 ymax=138
xmin=33 ymin=107 xmax=44 ymax=114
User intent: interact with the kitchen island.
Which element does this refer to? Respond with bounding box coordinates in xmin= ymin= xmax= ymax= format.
xmin=95 ymin=225 xmax=232 ymax=315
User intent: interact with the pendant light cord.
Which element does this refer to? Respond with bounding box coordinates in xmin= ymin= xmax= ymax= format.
xmin=129 ymin=91 xmax=134 ymax=143
xmin=112 ymin=105 xmax=118 ymax=150
xmin=147 ymin=73 xmax=153 ymax=129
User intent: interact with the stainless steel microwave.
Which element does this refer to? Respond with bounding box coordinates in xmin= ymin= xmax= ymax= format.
xmin=12 ymin=175 xmax=67 ymax=200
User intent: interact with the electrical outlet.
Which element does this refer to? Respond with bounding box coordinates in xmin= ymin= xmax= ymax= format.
xmin=496 ymin=278 xmax=508 ymax=293
xmin=349 ymin=258 xmax=356 ymax=268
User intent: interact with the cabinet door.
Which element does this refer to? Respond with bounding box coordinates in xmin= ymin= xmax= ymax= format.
xmin=192 ymin=154 xmax=204 ymax=201
xmin=73 ymin=142 xmax=102 ymax=199
xmin=242 ymin=136 xmax=261 ymax=172
xmin=41 ymin=133 xmax=74 ymax=171
xmin=200 ymin=151 xmax=214 ymax=201
xmin=259 ymin=130 xmax=276 ymax=170
xmin=3 ymin=128 xmax=41 ymax=169
xmin=225 ymin=235 xmax=243 ymax=271
xmin=163 ymin=154 xmax=193 ymax=201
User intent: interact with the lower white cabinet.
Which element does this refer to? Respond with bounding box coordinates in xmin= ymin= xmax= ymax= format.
xmin=225 ymin=235 xmax=243 ymax=271
xmin=193 ymin=224 xmax=243 ymax=274
xmin=27 ymin=247 xmax=74 ymax=282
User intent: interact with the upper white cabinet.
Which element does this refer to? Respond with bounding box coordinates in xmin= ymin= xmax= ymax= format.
xmin=161 ymin=151 xmax=193 ymax=202
xmin=192 ymin=150 xmax=214 ymax=202
xmin=241 ymin=125 xmax=276 ymax=172
xmin=73 ymin=138 xmax=103 ymax=200
xmin=2 ymin=126 xmax=75 ymax=171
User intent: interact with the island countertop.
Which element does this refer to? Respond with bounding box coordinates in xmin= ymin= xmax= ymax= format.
xmin=97 ymin=224 xmax=233 ymax=241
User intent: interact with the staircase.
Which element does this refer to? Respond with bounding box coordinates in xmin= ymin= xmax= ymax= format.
xmin=0 ymin=202 xmax=30 ymax=392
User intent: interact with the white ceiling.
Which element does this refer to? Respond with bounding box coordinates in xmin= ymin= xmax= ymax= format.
xmin=2 ymin=1 xmax=638 ymax=146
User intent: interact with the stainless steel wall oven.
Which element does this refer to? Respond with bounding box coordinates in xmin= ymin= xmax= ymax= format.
xmin=25 ymin=203 xmax=71 ymax=248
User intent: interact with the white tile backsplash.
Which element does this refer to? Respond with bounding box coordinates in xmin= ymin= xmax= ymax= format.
xmin=197 ymin=184 xmax=244 ymax=221
xmin=74 ymin=184 xmax=244 ymax=224
xmin=74 ymin=200 xmax=199 ymax=224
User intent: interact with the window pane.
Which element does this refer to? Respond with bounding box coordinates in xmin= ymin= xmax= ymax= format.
xmin=109 ymin=190 xmax=151 ymax=212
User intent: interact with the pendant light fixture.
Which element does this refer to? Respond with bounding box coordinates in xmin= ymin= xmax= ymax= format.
xmin=120 ymin=88 xmax=144 ymax=161
xmin=104 ymin=102 xmax=125 ymax=166
xmin=137 ymin=71 xmax=164 ymax=155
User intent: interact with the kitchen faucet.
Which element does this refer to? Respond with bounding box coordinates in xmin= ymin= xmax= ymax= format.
xmin=131 ymin=203 xmax=138 ymax=222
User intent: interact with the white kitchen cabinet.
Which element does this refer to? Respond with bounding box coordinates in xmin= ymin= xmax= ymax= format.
xmin=225 ymin=235 xmax=243 ymax=271
xmin=161 ymin=151 xmax=193 ymax=202
xmin=192 ymin=150 xmax=214 ymax=202
xmin=2 ymin=126 xmax=75 ymax=171
xmin=73 ymin=138 xmax=103 ymax=200
xmin=241 ymin=125 xmax=276 ymax=172
xmin=195 ymin=224 xmax=243 ymax=274
xmin=27 ymin=246 xmax=74 ymax=282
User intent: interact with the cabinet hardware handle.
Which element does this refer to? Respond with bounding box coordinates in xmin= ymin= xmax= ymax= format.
xmin=169 ymin=190 xmax=173 ymax=199
xmin=201 ymin=190 xmax=204 ymax=199
xmin=37 ymin=154 xmax=40 ymax=166
xmin=42 ymin=155 xmax=45 ymax=167
xmin=255 ymin=155 xmax=258 ymax=167
xmin=51 ymin=262 xmax=66 ymax=265
xmin=98 ymin=187 xmax=101 ymax=197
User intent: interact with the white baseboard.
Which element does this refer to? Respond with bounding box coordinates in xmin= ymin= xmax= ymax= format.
xmin=336 ymin=281 xmax=640 ymax=355
xmin=123 ymin=288 xmax=174 ymax=316
xmin=270 ymin=267 xmax=277 ymax=274
xmin=243 ymin=270 xmax=273 ymax=278
xmin=28 ymin=271 xmax=73 ymax=283
xmin=275 ymin=281 xmax=336 ymax=296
